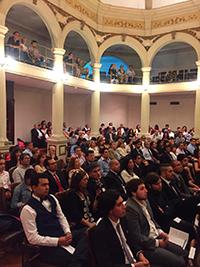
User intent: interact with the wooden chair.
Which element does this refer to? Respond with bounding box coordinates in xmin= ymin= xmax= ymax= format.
xmin=21 ymin=239 xmax=59 ymax=267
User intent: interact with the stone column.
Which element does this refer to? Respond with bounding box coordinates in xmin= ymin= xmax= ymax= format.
xmin=140 ymin=67 xmax=151 ymax=136
xmin=47 ymin=48 xmax=67 ymax=161
xmin=90 ymin=63 xmax=101 ymax=136
xmin=0 ymin=25 xmax=9 ymax=152
xmin=194 ymin=60 xmax=200 ymax=138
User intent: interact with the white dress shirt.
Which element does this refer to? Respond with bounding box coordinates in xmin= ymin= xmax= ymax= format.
xmin=20 ymin=194 xmax=71 ymax=247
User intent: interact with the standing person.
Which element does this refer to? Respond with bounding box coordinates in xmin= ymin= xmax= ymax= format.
xmin=90 ymin=190 xmax=150 ymax=267
xmin=125 ymin=179 xmax=186 ymax=267
xmin=6 ymin=31 xmax=21 ymax=58
xmin=20 ymin=172 xmax=88 ymax=267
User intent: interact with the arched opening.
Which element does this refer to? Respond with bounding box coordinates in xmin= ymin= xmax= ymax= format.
xmin=151 ymin=42 xmax=198 ymax=84
xmin=98 ymin=44 xmax=142 ymax=84
xmin=63 ymin=31 xmax=91 ymax=79
xmin=5 ymin=5 xmax=53 ymax=69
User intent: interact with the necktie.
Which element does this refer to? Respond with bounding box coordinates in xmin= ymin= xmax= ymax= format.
xmin=116 ymin=223 xmax=135 ymax=264
xmin=53 ymin=174 xmax=64 ymax=192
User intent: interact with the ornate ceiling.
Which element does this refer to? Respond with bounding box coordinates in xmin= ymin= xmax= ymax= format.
xmin=100 ymin=0 xmax=190 ymax=9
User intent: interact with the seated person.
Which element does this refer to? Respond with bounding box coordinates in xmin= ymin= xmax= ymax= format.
xmin=28 ymin=40 xmax=44 ymax=66
xmin=60 ymin=170 xmax=95 ymax=230
xmin=44 ymin=157 xmax=67 ymax=195
xmin=20 ymin=172 xmax=88 ymax=267
xmin=6 ymin=31 xmax=21 ymax=59
xmin=125 ymin=179 xmax=187 ymax=267
xmin=120 ymin=157 xmax=139 ymax=183
xmin=11 ymin=168 xmax=34 ymax=215
xmin=12 ymin=153 xmax=32 ymax=183
xmin=145 ymin=172 xmax=196 ymax=244
xmin=90 ymin=190 xmax=150 ymax=267
xmin=0 ymin=156 xmax=11 ymax=201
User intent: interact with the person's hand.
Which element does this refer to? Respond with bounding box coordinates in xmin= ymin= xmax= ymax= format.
xmin=58 ymin=232 xmax=72 ymax=246
xmin=65 ymin=232 xmax=72 ymax=244
xmin=138 ymin=253 xmax=150 ymax=267
xmin=58 ymin=236 xmax=69 ymax=246
xmin=4 ymin=190 xmax=11 ymax=200
xmin=159 ymin=231 xmax=169 ymax=241
xmin=134 ymin=261 xmax=149 ymax=267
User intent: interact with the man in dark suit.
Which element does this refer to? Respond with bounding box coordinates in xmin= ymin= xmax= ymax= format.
xmin=44 ymin=157 xmax=67 ymax=195
xmin=89 ymin=190 xmax=150 ymax=267
xmin=125 ymin=179 xmax=186 ymax=267
xmin=104 ymin=159 xmax=127 ymax=200
xmin=160 ymin=164 xmax=198 ymax=222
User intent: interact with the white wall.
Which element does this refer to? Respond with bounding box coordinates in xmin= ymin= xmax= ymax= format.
xmin=14 ymin=85 xmax=195 ymax=142
xmin=100 ymin=93 xmax=141 ymax=128
xmin=64 ymin=93 xmax=91 ymax=128
xmin=150 ymin=93 xmax=195 ymax=130
xmin=14 ymin=85 xmax=52 ymax=142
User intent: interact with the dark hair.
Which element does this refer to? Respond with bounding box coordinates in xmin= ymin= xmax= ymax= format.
xmin=44 ymin=156 xmax=53 ymax=167
xmin=120 ymin=156 xmax=133 ymax=174
xmin=24 ymin=169 xmax=37 ymax=183
xmin=70 ymin=170 xmax=87 ymax=191
xmin=87 ymin=162 xmax=100 ymax=174
xmin=13 ymin=31 xmax=19 ymax=35
xmin=193 ymin=149 xmax=200 ymax=158
xmin=99 ymin=147 xmax=108 ymax=155
xmin=145 ymin=172 xmax=160 ymax=190
xmin=20 ymin=153 xmax=30 ymax=162
xmin=177 ymin=154 xmax=188 ymax=161
xmin=125 ymin=179 xmax=144 ymax=197
xmin=36 ymin=153 xmax=46 ymax=165
xmin=85 ymin=150 xmax=94 ymax=157
xmin=97 ymin=190 xmax=121 ymax=217
xmin=67 ymin=157 xmax=80 ymax=172
xmin=30 ymin=172 xmax=49 ymax=187
xmin=31 ymin=40 xmax=38 ymax=44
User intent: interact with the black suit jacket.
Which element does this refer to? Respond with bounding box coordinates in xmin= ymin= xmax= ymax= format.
xmin=44 ymin=170 xmax=67 ymax=195
xmin=31 ymin=128 xmax=39 ymax=147
xmin=89 ymin=217 xmax=137 ymax=267
xmin=104 ymin=171 xmax=127 ymax=200
xmin=161 ymin=178 xmax=182 ymax=206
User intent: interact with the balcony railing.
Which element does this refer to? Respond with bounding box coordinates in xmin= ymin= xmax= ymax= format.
xmin=5 ymin=44 xmax=54 ymax=70
xmin=151 ymin=67 xmax=197 ymax=84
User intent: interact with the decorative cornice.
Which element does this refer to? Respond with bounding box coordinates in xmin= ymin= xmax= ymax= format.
xmin=41 ymin=0 xmax=200 ymax=52
xmin=42 ymin=0 xmax=97 ymax=25
xmin=102 ymin=17 xmax=144 ymax=30
xmin=152 ymin=12 xmax=200 ymax=29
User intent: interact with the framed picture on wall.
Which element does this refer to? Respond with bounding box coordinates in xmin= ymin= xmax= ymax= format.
xmin=59 ymin=145 xmax=66 ymax=156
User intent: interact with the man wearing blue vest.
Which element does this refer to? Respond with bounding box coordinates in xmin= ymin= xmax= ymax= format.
xmin=20 ymin=173 xmax=87 ymax=267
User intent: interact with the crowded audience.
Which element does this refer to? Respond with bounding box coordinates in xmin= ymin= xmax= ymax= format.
xmin=1 ymin=121 xmax=200 ymax=266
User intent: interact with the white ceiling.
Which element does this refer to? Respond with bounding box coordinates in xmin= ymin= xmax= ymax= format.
xmin=100 ymin=0 xmax=189 ymax=9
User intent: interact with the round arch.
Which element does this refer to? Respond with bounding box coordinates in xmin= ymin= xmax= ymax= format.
xmin=0 ymin=0 xmax=61 ymax=47
xmin=148 ymin=32 xmax=200 ymax=66
xmin=97 ymin=36 xmax=148 ymax=67
xmin=60 ymin=21 xmax=98 ymax=63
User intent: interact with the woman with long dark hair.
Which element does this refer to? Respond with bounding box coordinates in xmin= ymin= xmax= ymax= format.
xmin=61 ymin=169 xmax=95 ymax=230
